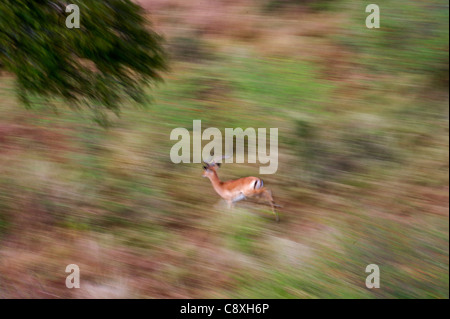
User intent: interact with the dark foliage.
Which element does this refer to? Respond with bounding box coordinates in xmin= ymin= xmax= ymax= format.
xmin=0 ymin=0 xmax=168 ymax=125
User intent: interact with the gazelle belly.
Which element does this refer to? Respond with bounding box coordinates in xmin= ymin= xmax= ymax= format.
xmin=232 ymin=193 xmax=246 ymax=203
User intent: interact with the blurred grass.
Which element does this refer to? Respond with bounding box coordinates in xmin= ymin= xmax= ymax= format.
xmin=0 ymin=0 xmax=448 ymax=298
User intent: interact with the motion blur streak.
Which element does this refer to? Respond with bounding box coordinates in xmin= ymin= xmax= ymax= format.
xmin=0 ymin=0 xmax=448 ymax=298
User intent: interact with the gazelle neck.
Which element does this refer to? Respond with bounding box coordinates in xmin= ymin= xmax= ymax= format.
xmin=207 ymin=170 xmax=225 ymax=195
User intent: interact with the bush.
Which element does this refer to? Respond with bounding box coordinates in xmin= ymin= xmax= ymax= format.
xmin=338 ymin=0 xmax=449 ymax=86
xmin=0 ymin=0 xmax=168 ymax=126
xmin=168 ymin=36 xmax=214 ymax=63
xmin=294 ymin=119 xmax=396 ymax=187
xmin=264 ymin=0 xmax=336 ymax=12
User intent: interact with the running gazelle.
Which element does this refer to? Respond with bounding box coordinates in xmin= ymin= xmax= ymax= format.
xmin=202 ymin=156 xmax=280 ymax=222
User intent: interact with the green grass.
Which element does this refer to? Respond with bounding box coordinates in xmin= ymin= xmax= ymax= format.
xmin=0 ymin=0 xmax=448 ymax=298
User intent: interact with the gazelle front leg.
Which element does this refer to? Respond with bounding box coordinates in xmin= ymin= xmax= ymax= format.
xmin=227 ymin=199 xmax=238 ymax=219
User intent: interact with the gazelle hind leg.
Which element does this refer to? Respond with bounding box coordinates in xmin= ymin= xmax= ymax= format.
xmin=256 ymin=188 xmax=279 ymax=222
xmin=268 ymin=199 xmax=279 ymax=222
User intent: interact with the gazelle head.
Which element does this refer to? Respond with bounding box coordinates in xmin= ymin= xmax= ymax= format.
xmin=202 ymin=161 xmax=221 ymax=178
xmin=202 ymin=155 xmax=226 ymax=178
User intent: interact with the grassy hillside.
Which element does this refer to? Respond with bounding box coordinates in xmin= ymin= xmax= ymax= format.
xmin=0 ymin=0 xmax=448 ymax=298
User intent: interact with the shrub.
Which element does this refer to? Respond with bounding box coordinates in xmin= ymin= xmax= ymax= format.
xmin=0 ymin=0 xmax=168 ymax=126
